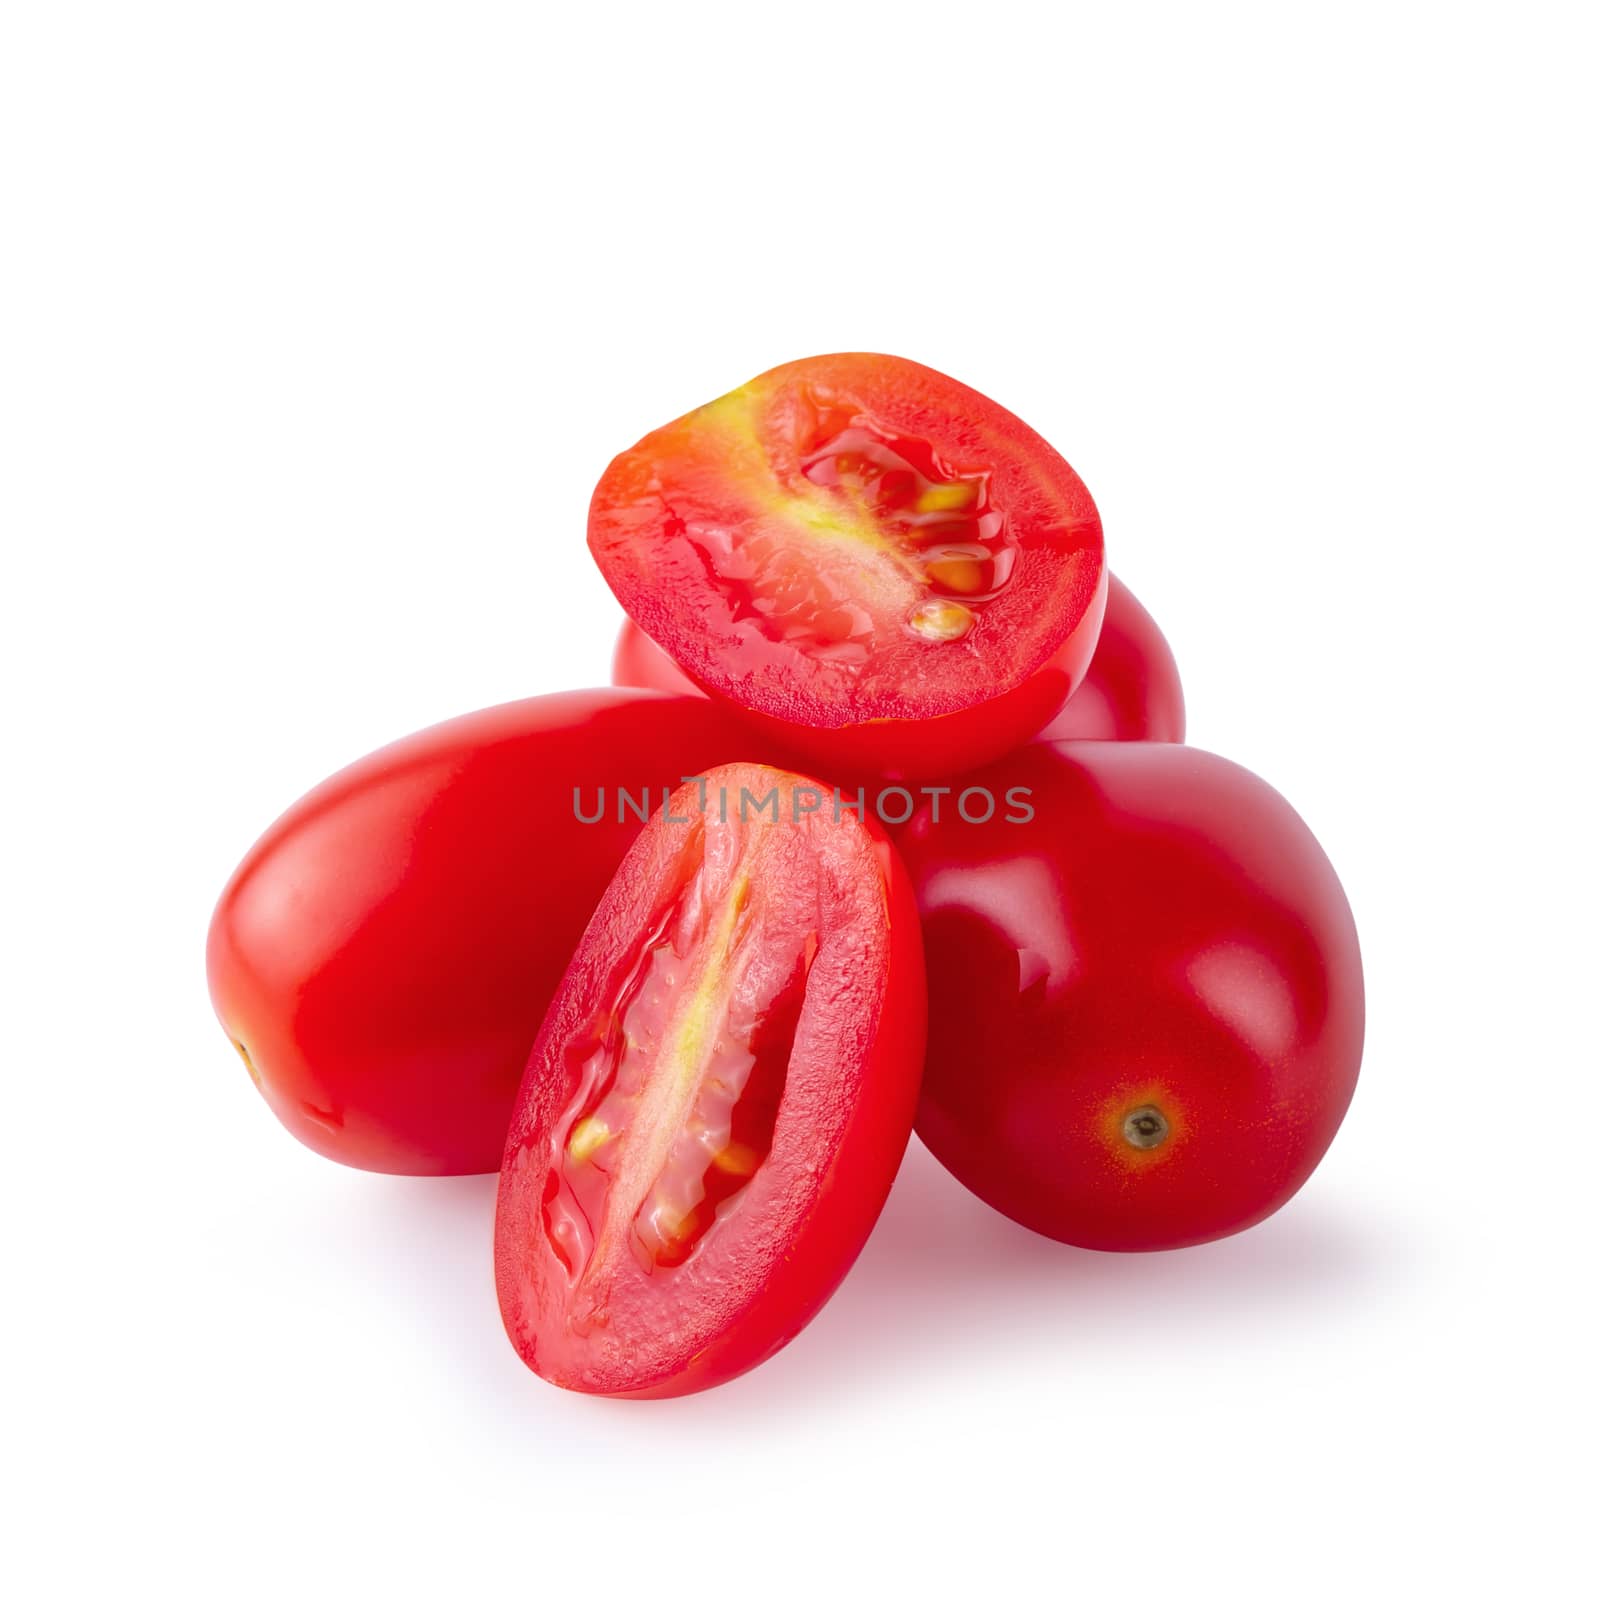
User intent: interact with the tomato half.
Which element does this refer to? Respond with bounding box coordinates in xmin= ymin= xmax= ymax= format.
xmin=898 ymin=741 xmax=1363 ymax=1250
xmin=207 ymin=690 xmax=778 ymax=1176
xmin=588 ymin=353 xmax=1106 ymax=780
xmin=613 ymin=571 xmax=1184 ymax=747
xmin=494 ymin=762 xmax=925 ymax=1397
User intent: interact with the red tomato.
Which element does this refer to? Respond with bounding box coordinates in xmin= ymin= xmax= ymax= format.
xmin=495 ymin=762 xmax=925 ymax=1397
xmin=613 ymin=571 xmax=1185 ymax=746
xmin=207 ymin=690 xmax=779 ymax=1176
xmin=1033 ymin=573 xmax=1185 ymax=742
xmin=588 ymin=353 xmax=1106 ymax=780
xmin=898 ymin=741 xmax=1363 ymax=1250
xmin=612 ymin=614 xmax=699 ymax=697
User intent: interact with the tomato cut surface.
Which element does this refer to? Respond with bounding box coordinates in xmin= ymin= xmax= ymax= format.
xmin=495 ymin=762 xmax=925 ymax=1397
xmin=614 ymin=571 xmax=1185 ymax=747
xmin=589 ymin=354 xmax=1106 ymax=778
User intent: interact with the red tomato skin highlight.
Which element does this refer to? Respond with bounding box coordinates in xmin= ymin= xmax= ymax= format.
xmin=589 ymin=353 xmax=1106 ymax=780
xmin=898 ymin=741 xmax=1363 ymax=1251
xmin=614 ymin=569 xmax=1180 ymax=754
xmin=206 ymin=690 xmax=778 ymax=1176
xmin=494 ymin=765 xmax=926 ymax=1399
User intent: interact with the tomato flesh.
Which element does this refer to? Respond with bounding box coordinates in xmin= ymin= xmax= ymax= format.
xmin=731 ymin=413 xmax=1017 ymax=654
xmin=614 ymin=570 xmax=1185 ymax=747
xmin=589 ymin=353 xmax=1106 ymax=778
xmin=541 ymin=841 xmax=812 ymax=1282
xmin=495 ymin=762 xmax=925 ymax=1397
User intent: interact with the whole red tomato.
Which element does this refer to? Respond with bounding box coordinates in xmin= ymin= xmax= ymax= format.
xmin=612 ymin=614 xmax=700 ymax=697
xmin=207 ymin=690 xmax=777 ymax=1176
xmin=1033 ymin=573 xmax=1184 ymax=742
xmin=613 ymin=571 xmax=1185 ymax=747
xmin=898 ymin=741 xmax=1363 ymax=1250
xmin=496 ymin=763 xmax=925 ymax=1397
xmin=589 ymin=352 xmax=1107 ymax=780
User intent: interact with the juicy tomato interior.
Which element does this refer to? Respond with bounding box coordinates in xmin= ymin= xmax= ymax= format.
xmin=496 ymin=761 xmax=924 ymax=1397
xmin=541 ymin=822 xmax=819 ymax=1291
xmin=588 ymin=353 xmax=1104 ymax=729
xmin=613 ymin=571 xmax=1188 ymax=749
xmin=694 ymin=404 xmax=1018 ymax=658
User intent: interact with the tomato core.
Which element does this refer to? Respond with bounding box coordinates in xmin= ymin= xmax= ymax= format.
xmin=538 ymin=811 xmax=823 ymax=1302
xmin=679 ymin=395 xmax=1018 ymax=663
xmin=1121 ymin=1104 xmax=1170 ymax=1151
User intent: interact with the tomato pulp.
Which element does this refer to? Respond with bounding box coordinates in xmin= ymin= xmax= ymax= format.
xmin=207 ymin=690 xmax=779 ymax=1176
xmin=898 ymin=741 xmax=1363 ymax=1250
xmin=495 ymin=763 xmax=925 ymax=1397
xmin=589 ymin=353 xmax=1106 ymax=780
xmin=614 ymin=571 xmax=1183 ymax=747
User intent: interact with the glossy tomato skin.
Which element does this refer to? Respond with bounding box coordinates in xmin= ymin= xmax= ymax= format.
xmin=589 ymin=353 xmax=1107 ymax=783
xmin=495 ymin=764 xmax=926 ymax=1398
xmin=1034 ymin=574 xmax=1185 ymax=743
xmin=206 ymin=691 xmax=777 ymax=1176
xmin=899 ymin=741 xmax=1362 ymax=1250
xmin=614 ymin=570 xmax=1184 ymax=749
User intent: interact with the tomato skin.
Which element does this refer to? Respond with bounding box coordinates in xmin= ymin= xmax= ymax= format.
xmin=1034 ymin=574 xmax=1185 ymax=742
xmin=206 ymin=691 xmax=778 ymax=1176
xmin=495 ymin=765 xmax=926 ymax=1398
xmin=589 ymin=353 xmax=1107 ymax=782
xmin=614 ymin=570 xmax=1183 ymax=751
xmin=898 ymin=741 xmax=1362 ymax=1250
xmin=612 ymin=614 xmax=700 ymax=697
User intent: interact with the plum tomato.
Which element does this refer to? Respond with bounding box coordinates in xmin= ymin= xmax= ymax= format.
xmin=898 ymin=741 xmax=1363 ymax=1251
xmin=588 ymin=353 xmax=1107 ymax=781
xmin=613 ymin=571 xmax=1185 ymax=747
xmin=1034 ymin=574 xmax=1185 ymax=742
xmin=207 ymin=690 xmax=779 ymax=1176
xmin=494 ymin=762 xmax=926 ymax=1397
xmin=612 ymin=614 xmax=699 ymax=698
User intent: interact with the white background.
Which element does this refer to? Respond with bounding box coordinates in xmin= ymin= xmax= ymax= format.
xmin=4 ymin=3 xmax=1595 ymax=1594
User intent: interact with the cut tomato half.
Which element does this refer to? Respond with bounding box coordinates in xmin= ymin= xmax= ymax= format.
xmin=613 ymin=571 xmax=1185 ymax=747
xmin=588 ymin=353 xmax=1106 ymax=779
xmin=494 ymin=762 xmax=926 ymax=1398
